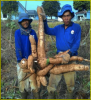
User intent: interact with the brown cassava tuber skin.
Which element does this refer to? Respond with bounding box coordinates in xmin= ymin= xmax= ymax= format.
xmin=28 ymin=55 xmax=35 ymax=74
xmin=20 ymin=58 xmax=28 ymax=69
xmin=22 ymin=69 xmax=31 ymax=73
xmin=38 ymin=58 xmax=48 ymax=69
xmin=38 ymin=53 xmax=70 ymax=69
xmin=29 ymin=73 xmax=38 ymax=92
xmin=54 ymin=50 xmax=88 ymax=62
xmin=70 ymin=56 xmax=84 ymax=61
xmin=29 ymin=35 xmax=36 ymax=45
xmin=37 ymin=64 xmax=54 ymax=76
xmin=50 ymin=64 xmax=89 ymax=74
xmin=37 ymin=6 xmax=46 ymax=68
xmin=36 ymin=75 xmax=47 ymax=87
xmin=55 ymin=54 xmax=87 ymax=62
xmin=54 ymin=50 xmax=86 ymax=62
xmin=20 ymin=56 xmax=35 ymax=74
xmin=39 ymin=76 xmax=47 ymax=86
xmin=29 ymin=35 xmax=37 ymax=58
xmin=49 ymin=53 xmax=70 ymax=64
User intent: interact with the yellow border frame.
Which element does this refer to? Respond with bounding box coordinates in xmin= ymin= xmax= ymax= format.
xmin=0 ymin=2 xmax=1 ymax=98
xmin=0 ymin=0 xmax=91 ymax=100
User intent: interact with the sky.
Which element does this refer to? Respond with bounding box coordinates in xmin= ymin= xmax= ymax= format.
xmin=19 ymin=1 xmax=78 ymax=13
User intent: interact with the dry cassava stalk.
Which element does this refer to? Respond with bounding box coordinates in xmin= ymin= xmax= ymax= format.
xmin=50 ymin=64 xmax=89 ymax=74
xmin=37 ymin=6 xmax=46 ymax=68
xmin=20 ymin=73 xmax=32 ymax=81
xmin=37 ymin=64 xmax=54 ymax=76
xmin=29 ymin=35 xmax=37 ymax=58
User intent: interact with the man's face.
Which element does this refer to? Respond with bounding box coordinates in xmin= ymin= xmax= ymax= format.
xmin=21 ymin=19 xmax=29 ymax=28
xmin=62 ymin=11 xmax=72 ymax=26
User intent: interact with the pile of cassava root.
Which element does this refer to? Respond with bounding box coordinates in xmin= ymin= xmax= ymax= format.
xmin=19 ymin=6 xmax=89 ymax=88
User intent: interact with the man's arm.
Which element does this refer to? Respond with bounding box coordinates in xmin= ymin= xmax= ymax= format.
xmin=70 ymin=25 xmax=81 ymax=55
xmin=40 ymin=9 xmax=57 ymax=36
xmin=15 ymin=30 xmax=22 ymax=62
xmin=43 ymin=19 xmax=57 ymax=36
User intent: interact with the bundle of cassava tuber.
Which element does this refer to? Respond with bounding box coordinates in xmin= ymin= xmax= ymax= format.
xmin=20 ymin=57 xmax=48 ymax=88
xmin=19 ymin=6 xmax=89 ymax=88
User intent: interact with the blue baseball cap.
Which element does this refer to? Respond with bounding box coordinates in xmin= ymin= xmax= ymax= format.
xmin=18 ymin=13 xmax=33 ymax=23
xmin=58 ymin=4 xmax=74 ymax=18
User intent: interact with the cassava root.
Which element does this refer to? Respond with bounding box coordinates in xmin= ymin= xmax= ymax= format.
xmin=37 ymin=6 xmax=46 ymax=68
xmin=50 ymin=64 xmax=89 ymax=74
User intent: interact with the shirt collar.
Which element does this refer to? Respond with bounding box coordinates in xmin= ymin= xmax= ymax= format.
xmin=62 ymin=21 xmax=74 ymax=27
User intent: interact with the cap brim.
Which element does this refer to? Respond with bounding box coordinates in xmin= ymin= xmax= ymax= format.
xmin=58 ymin=11 xmax=74 ymax=18
xmin=18 ymin=17 xmax=33 ymax=23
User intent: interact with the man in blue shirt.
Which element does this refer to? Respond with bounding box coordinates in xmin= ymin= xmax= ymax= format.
xmin=41 ymin=4 xmax=81 ymax=99
xmin=15 ymin=13 xmax=39 ymax=99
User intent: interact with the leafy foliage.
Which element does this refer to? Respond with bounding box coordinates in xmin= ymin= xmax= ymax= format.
xmin=73 ymin=1 xmax=90 ymax=12
xmin=1 ymin=1 xmax=18 ymax=20
xmin=42 ymin=1 xmax=61 ymax=19
xmin=6 ymin=21 xmax=16 ymax=29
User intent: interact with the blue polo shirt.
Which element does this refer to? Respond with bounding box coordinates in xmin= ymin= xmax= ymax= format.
xmin=15 ymin=29 xmax=38 ymax=62
xmin=44 ymin=20 xmax=81 ymax=56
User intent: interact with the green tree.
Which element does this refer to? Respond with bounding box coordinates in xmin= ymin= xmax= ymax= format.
xmin=73 ymin=1 xmax=90 ymax=12
xmin=1 ymin=1 xmax=18 ymax=20
xmin=42 ymin=1 xmax=61 ymax=19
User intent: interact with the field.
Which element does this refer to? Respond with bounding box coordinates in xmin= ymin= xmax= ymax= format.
xmin=1 ymin=19 xmax=90 ymax=99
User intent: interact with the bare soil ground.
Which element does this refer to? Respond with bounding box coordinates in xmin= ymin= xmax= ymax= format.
xmin=1 ymin=20 xmax=90 ymax=99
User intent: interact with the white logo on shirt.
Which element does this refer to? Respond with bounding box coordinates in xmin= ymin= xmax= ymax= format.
xmin=71 ymin=30 xmax=74 ymax=34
